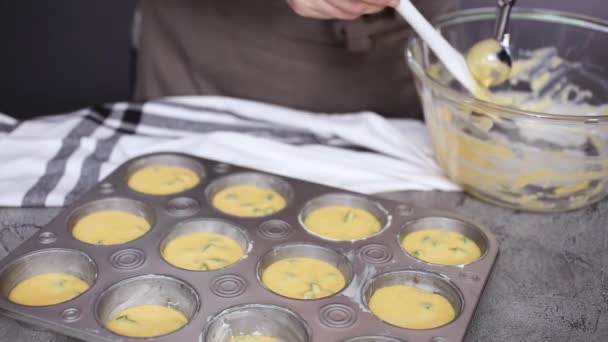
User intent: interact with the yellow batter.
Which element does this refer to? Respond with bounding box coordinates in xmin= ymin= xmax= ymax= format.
xmin=72 ymin=210 xmax=150 ymax=245
xmin=401 ymin=229 xmax=482 ymax=265
xmin=128 ymin=166 xmax=200 ymax=195
xmin=368 ymin=285 xmax=456 ymax=330
xmin=162 ymin=232 xmax=244 ymax=271
xmin=261 ymin=257 xmax=346 ymax=299
xmin=9 ymin=272 xmax=89 ymax=306
xmin=229 ymin=336 xmax=282 ymax=342
xmin=212 ymin=185 xmax=286 ymax=217
xmin=466 ymin=39 xmax=512 ymax=88
xmin=106 ymin=304 xmax=188 ymax=338
xmin=303 ymin=206 xmax=381 ymax=241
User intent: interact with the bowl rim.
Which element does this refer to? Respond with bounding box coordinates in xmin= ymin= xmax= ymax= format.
xmin=406 ymin=7 xmax=608 ymax=123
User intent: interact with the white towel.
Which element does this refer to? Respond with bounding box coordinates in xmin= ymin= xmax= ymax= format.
xmin=0 ymin=96 xmax=459 ymax=207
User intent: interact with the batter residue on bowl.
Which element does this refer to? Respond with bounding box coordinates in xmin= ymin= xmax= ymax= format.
xmin=162 ymin=232 xmax=244 ymax=271
xmin=72 ymin=210 xmax=150 ymax=245
xmin=106 ymin=304 xmax=188 ymax=338
xmin=261 ymin=257 xmax=345 ymax=300
xmin=401 ymin=229 xmax=482 ymax=265
xmin=128 ymin=165 xmax=200 ymax=195
xmin=212 ymin=185 xmax=286 ymax=217
xmin=229 ymin=336 xmax=282 ymax=342
xmin=303 ymin=206 xmax=381 ymax=241
xmin=425 ymin=47 xmax=608 ymax=211
xmin=9 ymin=272 xmax=89 ymax=306
xmin=368 ymin=284 xmax=455 ymax=330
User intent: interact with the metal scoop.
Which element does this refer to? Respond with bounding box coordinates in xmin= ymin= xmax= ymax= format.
xmin=466 ymin=0 xmax=516 ymax=88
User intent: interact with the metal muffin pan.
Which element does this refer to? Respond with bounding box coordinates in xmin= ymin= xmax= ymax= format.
xmin=0 ymin=153 xmax=498 ymax=342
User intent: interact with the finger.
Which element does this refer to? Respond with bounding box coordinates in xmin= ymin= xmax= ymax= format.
xmin=288 ymin=0 xmax=380 ymax=20
xmin=361 ymin=0 xmax=399 ymax=7
xmin=360 ymin=3 xmax=387 ymax=14
xmin=326 ymin=0 xmax=377 ymax=18
xmin=287 ymin=0 xmax=335 ymax=19
xmin=317 ymin=0 xmax=364 ymax=20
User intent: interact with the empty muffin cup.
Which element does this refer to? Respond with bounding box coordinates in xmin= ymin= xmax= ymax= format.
xmin=363 ymin=270 xmax=463 ymax=330
xmin=399 ymin=216 xmax=489 ymax=266
xmin=96 ymin=275 xmax=199 ymax=338
xmin=68 ymin=198 xmax=154 ymax=246
xmin=204 ymin=304 xmax=310 ymax=342
xmin=0 ymin=249 xmax=96 ymax=307
xmin=206 ymin=172 xmax=293 ymax=217
xmin=299 ymin=193 xmax=390 ymax=241
xmin=126 ymin=154 xmax=205 ymax=195
xmin=257 ymin=243 xmax=352 ymax=300
xmin=160 ymin=218 xmax=250 ymax=271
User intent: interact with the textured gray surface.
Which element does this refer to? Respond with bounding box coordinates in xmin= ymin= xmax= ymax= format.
xmin=0 ymin=191 xmax=606 ymax=342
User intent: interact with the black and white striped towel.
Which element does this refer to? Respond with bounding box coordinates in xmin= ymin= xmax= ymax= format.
xmin=0 ymin=96 xmax=458 ymax=207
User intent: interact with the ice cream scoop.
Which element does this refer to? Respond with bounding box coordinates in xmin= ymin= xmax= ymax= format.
xmin=466 ymin=0 xmax=516 ymax=88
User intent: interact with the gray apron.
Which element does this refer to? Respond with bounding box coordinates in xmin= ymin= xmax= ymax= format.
xmin=134 ymin=1 xmax=457 ymax=118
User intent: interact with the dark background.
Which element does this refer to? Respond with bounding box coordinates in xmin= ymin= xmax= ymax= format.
xmin=0 ymin=1 xmax=137 ymax=119
xmin=0 ymin=0 xmax=604 ymax=119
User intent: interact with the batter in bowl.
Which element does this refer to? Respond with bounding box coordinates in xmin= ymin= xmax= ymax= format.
xmin=466 ymin=39 xmax=512 ymax=89
xmin=261 ymin=257 xmax=346 ymax=300
xmin=229 ymin=336 xmax=281 ymax=342
xmin=368 ymin=285 xmax=456 ymax=330
xmin=401 ymin=229 xmax=482 ymax=265
xmin=9 ymin=272 xmax=89 ymax=306
xmin=212 ymin=185 xmax=286 ymax=217
xmin=425 ymin=47 xmax=608 ymax=211
xmin=72 ymin=210 xmax=150 ymax=245
xmin=303 ymin=206 xmax=382 ymax=241
xmin=106 ymin=304 xmax=188 ymax=338
xmin=128 ymin=166 xmax=200 ymax=195
xmin=162 ymin=232 xmax=244 ymax=271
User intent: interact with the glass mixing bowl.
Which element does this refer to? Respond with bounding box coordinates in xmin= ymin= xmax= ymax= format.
xmin=407 ymin=8 xmax=608 ymax=212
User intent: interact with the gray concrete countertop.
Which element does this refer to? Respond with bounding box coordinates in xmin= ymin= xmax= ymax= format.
xmin=0 ymin=191 xmax=606 ymax=342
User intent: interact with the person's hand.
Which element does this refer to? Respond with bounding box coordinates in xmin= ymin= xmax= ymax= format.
xmin=287 ymin=0 xmax=399 ymax=20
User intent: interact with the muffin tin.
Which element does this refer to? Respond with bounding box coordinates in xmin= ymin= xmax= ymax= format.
xmin=0 ymin=153 xmax=498 ymax=342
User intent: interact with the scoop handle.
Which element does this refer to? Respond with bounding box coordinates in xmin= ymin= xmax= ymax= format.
xmin=495 ymin=0 xmax=516 ymax=42
xmin=396 ymin=0 xmax=475 ymax=92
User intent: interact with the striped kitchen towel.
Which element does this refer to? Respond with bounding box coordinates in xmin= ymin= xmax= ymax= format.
xmin=0 ymin=96 xmax=458 ymax=207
